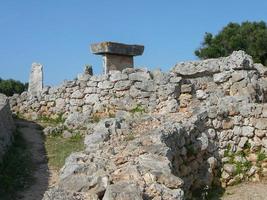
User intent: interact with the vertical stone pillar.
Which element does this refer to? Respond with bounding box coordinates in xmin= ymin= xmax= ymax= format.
xmin=90 ymin=42 xmax=144 ymax=74
xmin=28 ymin=63 xmax=43 ymax=96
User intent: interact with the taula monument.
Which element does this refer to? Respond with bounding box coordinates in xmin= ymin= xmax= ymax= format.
xmin=91 ymin=41 xmax=144 ymax=74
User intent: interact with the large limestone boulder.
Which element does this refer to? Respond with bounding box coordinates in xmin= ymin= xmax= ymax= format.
xmin=102 ymin=181 xmax=142 ymax=200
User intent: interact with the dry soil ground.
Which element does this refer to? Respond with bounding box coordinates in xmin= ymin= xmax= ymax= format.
xmin=221 ymin=181 xmax=267 ymax=200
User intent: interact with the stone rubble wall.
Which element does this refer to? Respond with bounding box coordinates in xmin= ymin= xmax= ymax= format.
xmin=0 ymin=94 xmax=15 ymax=162
xmin=10 ymin=51 xmax=267 ymax=123
xmin=9 ymin=51 xmax=267 ymax=199
xmin=43 ymin=111 xmax=211 ymax=200
xmin=171 ymin=51 xmax=267 ymax=188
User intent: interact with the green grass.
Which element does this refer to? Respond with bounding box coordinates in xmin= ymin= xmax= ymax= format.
xmin=257 ymin=151 xmax=266 ymax=162
xmin=130 ymin=105 xmax=145 ymax=114
xmin=45 ymin=134 xmax=84 ymax=170
xmin=0 ymin=130 xmax=35 ymax=200
xmin=38 ymin=113 xmax=65 ymax=124
xmin=244 ymin=141 xmax=251 ymax=150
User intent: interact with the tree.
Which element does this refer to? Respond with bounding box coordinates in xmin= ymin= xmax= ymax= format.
xmin=0 ymin=78 xmax=28 ymax=96
xmin=195 ymin=21 xmax=267 ymax=66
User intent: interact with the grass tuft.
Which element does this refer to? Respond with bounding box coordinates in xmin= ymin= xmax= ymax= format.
xmin=38 ymin=113 xmax=65 ymax=124
xmin=130 ymin=105 xmax=145 ymax=114
xmin=257 ymin=152 xmax=266 ymax=162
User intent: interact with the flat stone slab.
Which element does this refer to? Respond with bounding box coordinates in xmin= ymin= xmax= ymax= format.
xmin=91 ymin=42 xmax=144 ymax=56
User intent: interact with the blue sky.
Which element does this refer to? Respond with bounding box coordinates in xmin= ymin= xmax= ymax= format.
xmin=1 ymin=0 xmax=267 ymax=86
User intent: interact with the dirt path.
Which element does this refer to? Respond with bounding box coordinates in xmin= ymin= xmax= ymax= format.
xmin=221 ymin=181 xmax=267 ymax=200
xmin=15 ymin=119 xmax=58 ymax=200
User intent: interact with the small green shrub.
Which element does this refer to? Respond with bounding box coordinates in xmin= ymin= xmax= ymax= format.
xmin=229 ymin=159 xmax=251 ymax=176
xmin=235 ymin=162 xmax=243 ymax=175
xmin=38 ymin=113 xmax=65 ymax=124
xmin=243 ymin=160 xmax=252 ymax=170
xmin=257 ymin=152 xmax=266 ymax=162
xmin=244 ymin=141 xmax=251 ymax=150
xmin=236 ymin=150 xmax=246 ymax=157
xmin=130 ymin=105 xmax=145 ymax=114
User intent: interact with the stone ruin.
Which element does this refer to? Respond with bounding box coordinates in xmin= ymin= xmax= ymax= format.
xmin=28 ymin=62 xmax=43 ymax=96
xmin=91 ymin=42 xmax=144 ymax=74
xmin=7 ymin=49 xmax=267 ymax=199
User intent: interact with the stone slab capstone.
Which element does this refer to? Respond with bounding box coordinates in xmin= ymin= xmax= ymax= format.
xmin=90 ymin=41 xmax=144 ymax=56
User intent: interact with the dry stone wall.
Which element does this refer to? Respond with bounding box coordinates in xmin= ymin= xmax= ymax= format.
xmin=0 ymin=94 xmax=15 ymax=162
xmin=9 ymin=51 xmax=267 ymax=199
xmin=10 ymin=68 xmax=181 ymax=127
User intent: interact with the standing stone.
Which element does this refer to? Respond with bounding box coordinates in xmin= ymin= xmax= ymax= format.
xmin=28 ymin=63 xmax=43 ymax=96
xmin=90 ymin=42 xmax=144 ymax=74
xmin=84 ymin=65 xmax=93 ymax=75
xmin=77 ymin=65 xmax=93 ymax=81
